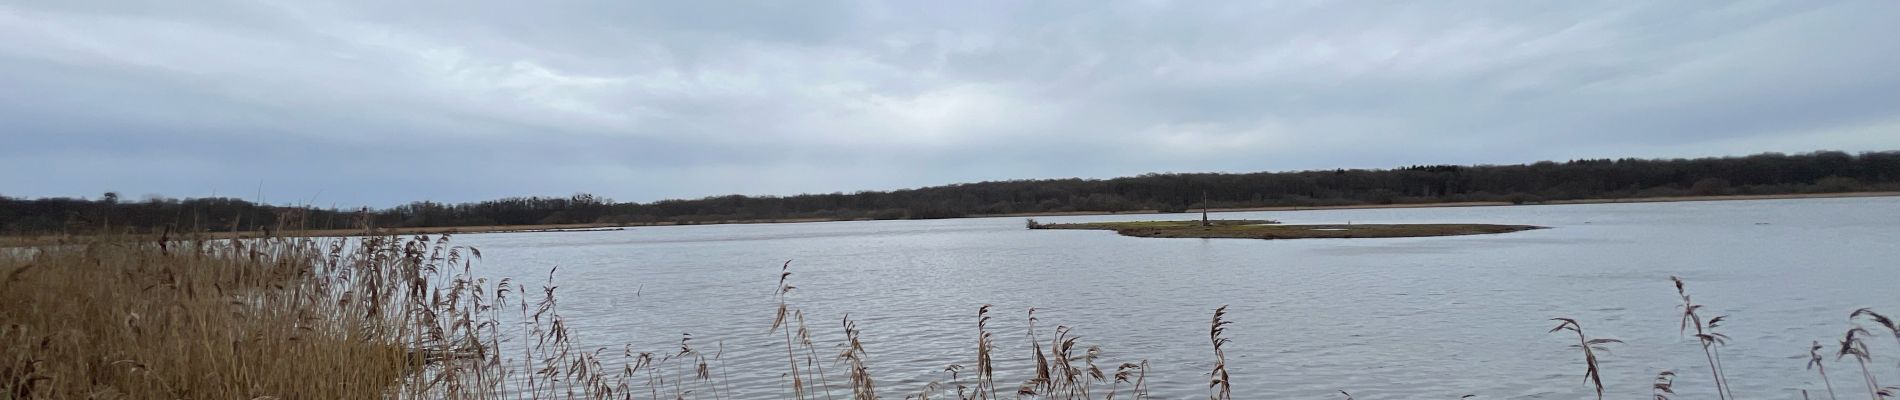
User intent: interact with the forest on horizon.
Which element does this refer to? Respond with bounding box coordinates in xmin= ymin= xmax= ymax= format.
xmin=4 ymin=150 xmax=1898 ymax=235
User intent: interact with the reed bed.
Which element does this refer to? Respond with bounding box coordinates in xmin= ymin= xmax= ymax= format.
xmin=5 ymin=231 xmax=1899 ymax=399
xmin=0 ymin=232 xmax=488 ymax=398
xmin=1546 ymin=279 xmax=1900 ymax=400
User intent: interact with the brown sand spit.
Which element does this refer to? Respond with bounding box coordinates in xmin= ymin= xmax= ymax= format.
xmin=1027 ymin=219 xmax=1543 ymax=240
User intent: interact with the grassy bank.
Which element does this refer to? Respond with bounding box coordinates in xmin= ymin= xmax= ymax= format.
xmin=1028 ymin=219 xmax=1544 ymax=240
xmin=5 ymin=232 xmax=1898 ymax=399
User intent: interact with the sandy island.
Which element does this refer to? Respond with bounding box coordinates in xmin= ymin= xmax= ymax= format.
xmin=1028 ymin=219 xmax=1545 ymax=240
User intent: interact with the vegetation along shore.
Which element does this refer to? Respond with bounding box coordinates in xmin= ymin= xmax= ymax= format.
xmin=0 ymin=191 xmax=1888 ymax=248
xmin=3 ymin=150 xmax=1897 ymax=237
xmin=5 ymin=229 xmax=1897 ymax=399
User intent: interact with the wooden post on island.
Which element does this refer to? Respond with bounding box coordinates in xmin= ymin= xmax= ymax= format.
xmin=1201 ymin=191 xmax=1209 ymax=226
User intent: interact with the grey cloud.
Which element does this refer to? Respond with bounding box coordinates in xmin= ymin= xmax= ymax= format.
xmin=3 ymin=1 xmax=1898 ymax=206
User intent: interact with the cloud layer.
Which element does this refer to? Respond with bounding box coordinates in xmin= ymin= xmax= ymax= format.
xmin=5 ymin=1 xmax=1898 ymax=206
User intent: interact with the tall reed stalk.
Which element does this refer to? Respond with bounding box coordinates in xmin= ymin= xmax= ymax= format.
xmin=839 ymin=314 xmax=877 ymax=400
xmin=974 ymin=304 xmax=997 ymax=399
xmin=1106 ymin=361 xmax=1147 ymax=400
xmin=1208 ymin=305 xmax=1232 ymax=400
xmin=1023 ymin=308 xmax=1053 ymax=397
xmin=1549 ymin=317 xmax=1618 ymax=400
xmin=1850 ymin=308 xmax=1900 ymax=389
xmin=772 ymin=260 xmax=835 ymax=399
xmin=1813 ymin=341 xmax=1841 ymax=400
xmin=1837 ymin=327 xmax=1881 ymax=400
xmin=1671 ymin=276 xmax=1733 ymax=400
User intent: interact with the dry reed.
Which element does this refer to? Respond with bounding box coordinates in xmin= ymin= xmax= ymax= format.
xmin=1207 ymin=305 xmax=1232 ymax=400
xmin=1548 ymin=317 xmax=1618 ymax=400
xmin=0 ymin=225 xmax=736 ymax=400
xmin=974 ymin=304 xmax=998 ymax=399
xmin=15 ymin=229 xmax=1900 ymax=399
xmin=1653 ymin=371 xmax=1676 ymax=400
xmin=1671 ymin=276 xmax=1734 ymax=400
xmin=1837 ymin=327 xmax=1881 ymax=400
xmin=838 ymin=314 xmax=876 ymax=400
xmin=1813 ymin=341 xmax=1841 ymax=400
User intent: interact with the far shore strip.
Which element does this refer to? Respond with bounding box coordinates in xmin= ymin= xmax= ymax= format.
xmin=3 ymin=191 xmax=1887 ymax=247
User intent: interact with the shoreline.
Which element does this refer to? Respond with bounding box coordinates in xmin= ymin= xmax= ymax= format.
xmin=4 ymin=191 xmax=1895 ymax=246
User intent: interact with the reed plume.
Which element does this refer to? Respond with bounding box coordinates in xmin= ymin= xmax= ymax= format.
xmin=1653 ymin=371 xmax=1676 ymax=400
xmin=1208 ymin=305 xmax=1232 ymax=400
xmin=839 ymin=314 xmax=877 ymax=400
xmin=1672 ymin=276 xmax=1733 ymax=399
xmin=1838 ymin=327 xmax=1881 ymax=400
xmin=771 ymin=260 xmax=834 ymax=399
xmin=943 ymin=364 xmax=967 ymax=400
xmin=1106 ymin=361 xmax=1146 ymax=400
xmin=1851 ymin=309 xmax=1900 ymax=349
xmin=1850 ymin=308 xmax=1900 ymax=385
xmin=975 ymin=304 xmax=997 ymax=399
xmin=1813 ymin=340 xmax=1841 ymax=400
xmin=1549 ymin=317 xmax=1618 ymax=400
xmin=1024 ymin=308 xmax=1053 ymax=396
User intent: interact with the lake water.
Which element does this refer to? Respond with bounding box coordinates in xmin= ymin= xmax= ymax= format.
xmin=456 ymin=196 xmax=1900 ymax=399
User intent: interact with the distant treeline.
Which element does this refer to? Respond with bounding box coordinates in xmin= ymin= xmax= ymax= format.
xmin=4 ymin=150 xmax=1898 ymax=235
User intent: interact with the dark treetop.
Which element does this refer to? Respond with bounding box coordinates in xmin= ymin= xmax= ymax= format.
xmin=4 ymin=150 xmax=1897 ymax=235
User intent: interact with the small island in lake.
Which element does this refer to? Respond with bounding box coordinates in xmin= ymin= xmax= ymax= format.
xmin=1026 ymin=219 xmax=1544 ymax=240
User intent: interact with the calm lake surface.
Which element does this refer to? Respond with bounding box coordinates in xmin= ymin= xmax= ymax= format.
xmin=456 ymin=196 xmax=1900 ymax=399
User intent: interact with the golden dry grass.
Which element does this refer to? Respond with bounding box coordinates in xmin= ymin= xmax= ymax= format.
xmin=0 ymin=232 xmax=603 ymax=399
xmin=0 ymin=236 xmax=427 ymax=398
xmin=0 ymin=234 xmax=1168 ymax=400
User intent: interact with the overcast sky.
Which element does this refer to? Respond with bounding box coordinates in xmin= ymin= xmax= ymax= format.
xmin=4 ymin=1 xmax=1899 ymax=206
